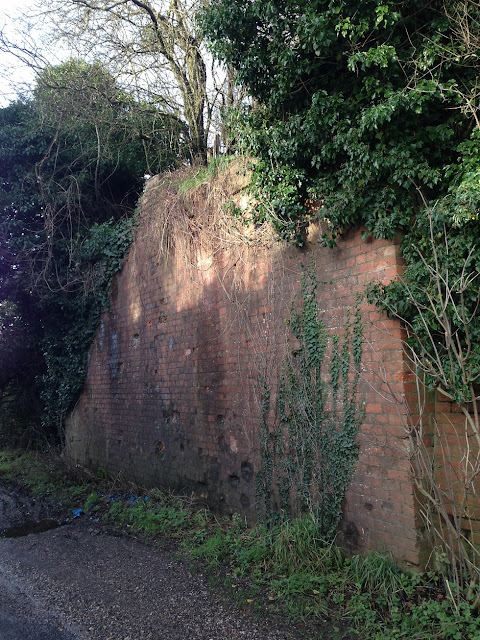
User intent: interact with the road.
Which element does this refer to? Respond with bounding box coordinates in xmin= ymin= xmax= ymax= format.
xmin=0 ymin=483 xmax=317 ymax=640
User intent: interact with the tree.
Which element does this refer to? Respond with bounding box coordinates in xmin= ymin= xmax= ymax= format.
xmin=201 ymin=0 xmax=480 ymax=244
xmin=1 ymin=60 xmax=182 ymax=293
xmin=0 ymin=299 xmax=44 ymax=443
xmin=36 ymin=0 xmax=216 ymax=162
xmin=0 ymin=60 xmax=175 ymax=439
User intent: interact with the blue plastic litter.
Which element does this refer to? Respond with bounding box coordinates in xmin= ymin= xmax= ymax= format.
xmin=72 ymin=508 xmax=84 ymax=518
xmin=129 ymin=496 xmax=136 ymax=504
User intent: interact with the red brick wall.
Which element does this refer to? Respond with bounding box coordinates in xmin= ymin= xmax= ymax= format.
xmin=424 ymin=392 xmax=480 ymax=557
xmin=65 ymin=176 xmax=423 ymax=566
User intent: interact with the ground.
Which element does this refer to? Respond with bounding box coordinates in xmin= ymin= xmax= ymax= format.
xmin=0 ymin=480 xmax=321 ymax=640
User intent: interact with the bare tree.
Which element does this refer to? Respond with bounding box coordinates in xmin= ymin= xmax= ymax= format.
xmin=404 ymin=1 xmax=480 ymax=132
xmin=33 ymin=0 xmax=215 ymax=163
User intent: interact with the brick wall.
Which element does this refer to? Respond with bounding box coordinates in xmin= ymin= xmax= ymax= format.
xmin=65 ymin=173 xmax=424 ymax=566
xmin=423 ymin=392 xmax=480 ymax=560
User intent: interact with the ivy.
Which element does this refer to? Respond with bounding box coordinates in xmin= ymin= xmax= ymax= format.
xmin=201 ymin=0 xmax=480 ymax=246
xmin=40 ymin=216 xmax=136 ymax=437
xmin=0 ymin=61 xmax=174 ymax=442
xmin=257 ymin=261 xmax=365 ymax=540
xmin=368 ymin=206 xmax=480 ymax=406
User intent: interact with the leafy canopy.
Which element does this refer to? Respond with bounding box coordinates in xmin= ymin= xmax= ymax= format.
xmin=0 ymin=59 xmax=179 ymax=438
xmin=201 ymin=0 xmax=480 ymax=245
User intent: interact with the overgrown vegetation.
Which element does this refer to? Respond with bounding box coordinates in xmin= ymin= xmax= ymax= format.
xmin=1 ymin=448 xmax=479 ymax=640
xmin=368 ymin=208 xmax=480 ymax=603
xmin=201 ymin=0 xmax=480 ymax=246
xmin=0 ymin=60 xmax=181 ymax=442
xmin=1 ymin=0 xmax=479 ymax=624
xmin=257 ymin=262 xmax=364 ymax=540
xmin=202 ymin=0 xmax=480 ymax=596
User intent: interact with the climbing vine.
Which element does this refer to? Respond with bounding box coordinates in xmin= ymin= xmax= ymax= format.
xmin=256 ymin=261 xmax=365 ymax=540
xmin=202 ymin=0 xmax=480 ymax=246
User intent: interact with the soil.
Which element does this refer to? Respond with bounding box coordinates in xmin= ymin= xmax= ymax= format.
xmin=0 ymin=481 xmax=332 ymax=640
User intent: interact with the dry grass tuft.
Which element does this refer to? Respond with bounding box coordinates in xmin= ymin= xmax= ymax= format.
xmin=137 ymin=156 xmax=275 ymax=273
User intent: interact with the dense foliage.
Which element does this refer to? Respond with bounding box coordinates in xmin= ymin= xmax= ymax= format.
xmin=202 ymin=0 xmax=480 ymax=397
xmin=202 ymin=0 xmax=480 ymax=245
xmin=203 ymin=1 xmax=480 ymax=586
xmin=369 ymin=207 xmax=480 ymax=404
xmin=0 ymin=60 xmax=184 ymax=440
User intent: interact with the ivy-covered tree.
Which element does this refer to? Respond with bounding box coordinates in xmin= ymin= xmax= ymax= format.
xmin=201 ymin=0 xmax=480 ymax=245
xmin=0 ymin=60 xmax=183 ymax=439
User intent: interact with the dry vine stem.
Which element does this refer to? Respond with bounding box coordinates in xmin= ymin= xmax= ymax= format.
xmin=138 ymin=156 xmax=274 ymax=272
xmin=365 ymin=211 xmax=480 ymax=606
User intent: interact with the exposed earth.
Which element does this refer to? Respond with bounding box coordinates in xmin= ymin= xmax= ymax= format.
xmin=0 ymin=481 xmax=323 ymax=640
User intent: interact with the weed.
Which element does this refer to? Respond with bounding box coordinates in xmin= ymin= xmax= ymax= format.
xmin=272 ymin=516 xmax=343 ymax=575
xmin=346 ymin=550 xmax=403 ymax=599
xmin=85 ymin=492 xmax=102 ymax=512
xmin=0 ymin=449 xmax=95 ymax=505
xmin=177 ymin=156 xmax=235 ymax=194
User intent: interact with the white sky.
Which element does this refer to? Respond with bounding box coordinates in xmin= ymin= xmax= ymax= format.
xmin=0 ymin=0 xmax=67 ymax=105
xmin=0 ymin=0 xmax=35 ymax=104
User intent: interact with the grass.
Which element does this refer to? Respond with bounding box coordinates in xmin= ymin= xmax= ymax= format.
xmin=0 ymin=448 xmax=111 ymax=507
xmin=1 ymin=446 xmax=479 ymax=639
xmin=177 ymin=155 xmax=236 ymax=194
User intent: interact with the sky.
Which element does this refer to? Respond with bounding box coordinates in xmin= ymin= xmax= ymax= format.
xmin=0 ymin=0 xmax=66 ymax=105
xmin=0 ymin=0 xmax=35 ymax=104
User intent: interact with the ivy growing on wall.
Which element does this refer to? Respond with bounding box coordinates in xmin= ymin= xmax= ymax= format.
xmin=201 ymin=0 xmax=480 ymax=245
xmin=256 ymin=261 xmax=365 ymax=540
xmin=40 ymin=216 xmax=136 ymax=437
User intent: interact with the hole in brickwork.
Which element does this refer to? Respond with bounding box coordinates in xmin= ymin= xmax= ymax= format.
xmin=240 ymin=494 xmax=250 ymax=508
xmin=163 ymin=407 xmax=180 ymax=426
xmin=241 ymin=462 xmax=253 ymax=482
xmin=343 ymin=521 xmax=359 ymax=549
